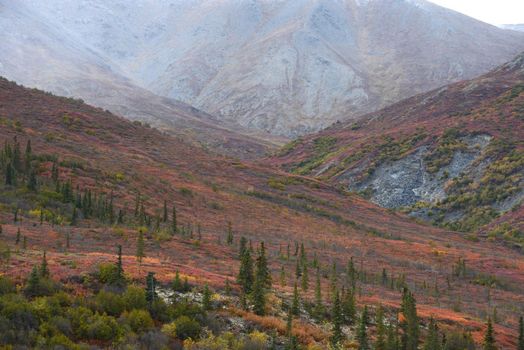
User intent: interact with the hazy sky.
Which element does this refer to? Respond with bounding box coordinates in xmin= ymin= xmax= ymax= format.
xmin=428 ymin=0 xmax=524 ymax=25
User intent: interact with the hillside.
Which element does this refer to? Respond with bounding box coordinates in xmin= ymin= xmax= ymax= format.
xmin=0 ymin=77 xmax=523 ymax=348
xmin=2 ymin=0 xmax=524 ymax=137
xmin=270 ymin=52 xmax=524 ymax=244
xmin=0 ymin=0 xmax=284 ymax=159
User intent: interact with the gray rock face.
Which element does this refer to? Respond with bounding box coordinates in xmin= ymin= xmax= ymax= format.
xmin=350 ymin=134 xmax=492 ymax=208
xmin=2 ymin=0 xmax=524 ymax=137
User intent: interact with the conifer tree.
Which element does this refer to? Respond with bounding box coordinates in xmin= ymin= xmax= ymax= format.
xmin=172 ymin=204 xmax=177 ymax=234
xmin=299 ymin=242 xmax=306 ymax=265
xmin=330 ymin=261 xmax=338 ymax=300
xmin=239 ymin=236 xmax=248 ymax=258
xmin=27 ymin=168 xmax=37 ymax=192
xmin=331 ymin=289 xmax=344 ymax=348
xmin=5 ymin=162 xmax=13 ymax=185
xmin=357 ymin=305 xmax=369 ymax=350
xmin=115 ymin=245 xmax=125 ymax=286
xmin=255 ymin=242 xmax=271 ymax=288
xmin=291 ymin=282 xmax=300 ymax=316
xmin=295 ymin=259 xmax=301 ymax=279
xmin=202 ymin=284 xmax=212 ymax=310
xmin=386 ymin=321 xmax=399 ymax=350
xmin=376 ymin=305 xmax=386 ymax=350
xmin=24 ymin=139 xmax=32 ymax=173
xmin=483 ymin=317 xmax=497 ymax=350
xmin=285 ymin=307 xmax=299 ymax=350
xmin=172 ymin=270 xmax=183 ymax=292
xmin=347 ymin=257 xmax=356 ymax=289
xmin=66 ymin=232 xmax=70 ymax=250
xmin=136 ymin=230 xmax=145 ymax=263
xmin=237 ymin=242 xmax=254 ymax=293
xmin=424 ymin=317 xmax=441 ymax=350
xmin=252 ymin=273 xmax=266 ymax=315
xmin=25 ymin=266 xmax=41 ymax=298
xmin=342 ymin=287 xmax=356 ymax=325
xmin=400 ymin=288 xmax=419 ymax=350
xmin=40 ymin=251 xmax=49 ymax=278
xmin=71 ymin=207 xmax=78 ymax=226
xmin=314 ymin=268 xmax=323 ymax=317
xmin=15 ymin=228 xmax=21 ymax=245
xmin=301 ymin=262 xmax=309 ymax=291
xmin=145 ymin=272 xmax=157 ymax=306
xmin=22 ymin=236 xmax=27 ymax=250
xmin=226 ymin=221 xmax=233 ymax=245
xmin=518 ymin=316 xmax=524 ymax=350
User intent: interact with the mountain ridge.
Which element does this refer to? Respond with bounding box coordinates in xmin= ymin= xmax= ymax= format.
xmin=2 ymin=0 xmax=524 ymax=137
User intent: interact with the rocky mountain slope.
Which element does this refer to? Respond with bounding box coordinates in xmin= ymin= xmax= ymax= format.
xmin=1 ymin=77 xmax=523 ymax=348
xmin=269 ymin=52 xmax=524 ymax=241
xmin=501 ymin=24 xmax=524 ymax=32
xmin=7 ymin=0 xmax=524 ymax=137
xmin=0 ymin=0 xmax=285 ymax=158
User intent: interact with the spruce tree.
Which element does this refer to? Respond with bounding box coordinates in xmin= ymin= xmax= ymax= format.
xmin=342 ymin=286 xmax=356 ymax=325
xmin=291 ymin=282 xmax=300 ymax=316
xmin=237 ymin=243 xmax=254 ymax=293
xmin=314 ymin=268 xmax=323 ymax=317
xmin=24 ymin=139 xmax=32 ymax=173
xmin=518 ymin=316 xmax=524 ymax=350
xmin=71 ymin=207 xmax=78 ymax=226
xmin=301 ymin=262 xmax=309 ymax=291
xmin=40 ymin=251 xmax=49 ymax=278
xmin=331 ymin=289 xmax=344 ymax=348
xmin=376 ymin=305 xmax=386 ymax=350
xmin=255 ymin=242 xmax=271 ymax=288
xmin=27 ymin=168 xmax=37 ymax=192
xmin=483 ymin=317 xmax=497 ymax=350
xmin=172 ymin=204 xmax=177 ymax=234
xmin=252 ymin=273 xmax=266 ymax=315
xmin=136 ymin=230 xmax=145 ymax=263
xmin=226 ymin=221 xmax=233 ymax=245
xmin=115 ymin=245 xmax=125 ymax=286
xmin=400 ymin=288 xmax=419 ymax=350
xmin=25 ymin=266 xmax=41 ymax=298
xmin=424 ymin=317 xmax=441 ymax=350
xmin=357 ymin=305 xmax=369 ymax=350
xmin=5 ymin=162 xmax=13 ymax=185
xmin=202 ymin=284 xmax=212 ymax=310
xmin=386 ymin=322 xmax=399 ymax=350
xmin=15 ymin=228 xmax=21 ymax=245
xmin=172 ymin=270 xmax=183 ymax=292
xmin=145 ymin=272 xmax=157 ymax=306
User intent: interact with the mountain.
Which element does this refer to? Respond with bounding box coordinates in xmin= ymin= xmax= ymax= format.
xmin=269 ymin=52 xmax=524 ymax=240
xmin=501 ymin=24 xmax=524 ymax=32
xmin=1 ymin=77 xmax=523 ymax=348
xmin=8 ymin=0 xmax=524 ymax=137
xmin=0 ymin=0 xmax=285 ymax=158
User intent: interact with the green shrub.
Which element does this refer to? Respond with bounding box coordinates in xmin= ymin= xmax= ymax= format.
xmin=122 ymin=309 xmax=154 ymax=334
xmin=95 ymin=290 xmax=125 ymax=316
xmin=173 ymin=316 xmax=201 ymax=340
xmin=0 ymin=276 xmax=15 ymax=295
xmin=122 ymin=285 xmax=147 ymax=311
xmin=85 ymin=313 xmax=120 ymax=341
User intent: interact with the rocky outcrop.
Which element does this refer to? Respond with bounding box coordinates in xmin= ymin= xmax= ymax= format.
xmin=347 ymin=134 xmax=492 ymax=208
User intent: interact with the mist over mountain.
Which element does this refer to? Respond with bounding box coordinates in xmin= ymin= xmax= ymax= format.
xmin=1 ymin=0 xmax=524 ymax=138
